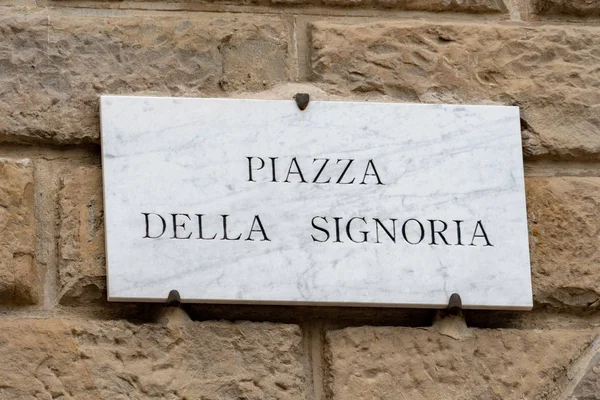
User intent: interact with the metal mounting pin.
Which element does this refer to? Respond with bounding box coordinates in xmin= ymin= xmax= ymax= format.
xmin=166 ymin=289 xmax=181 ymax=307
xmin=447 ymin=293 xmax=462 ymax=315
xmin=294 ymin=93 xmax=310 ymax=111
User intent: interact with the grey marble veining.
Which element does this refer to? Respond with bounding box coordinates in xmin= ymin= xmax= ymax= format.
xmin=100 ymin=95 xmax=532 ymax=309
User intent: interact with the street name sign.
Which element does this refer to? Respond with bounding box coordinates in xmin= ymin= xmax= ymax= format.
xmin=100 ymin=95 xmax=532 ymax=309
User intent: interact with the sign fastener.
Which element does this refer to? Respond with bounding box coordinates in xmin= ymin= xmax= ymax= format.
xmin=165 ymin=289 xmax=181 ymax=307
xmin=294 ymin=93 xmax=310 ymax=111
xmin=447 ymin=293 xmax=462 ymax=315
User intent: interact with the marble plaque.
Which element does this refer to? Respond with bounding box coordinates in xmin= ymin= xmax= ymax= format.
xmin=100 ymin=95 xmax=532 ymax=310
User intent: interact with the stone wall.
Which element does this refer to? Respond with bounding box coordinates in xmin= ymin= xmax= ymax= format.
xmin=1 ymin=0 xmax=600 ymax=398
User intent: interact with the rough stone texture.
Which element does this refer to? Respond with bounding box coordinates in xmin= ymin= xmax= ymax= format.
xmin=0 ymin=0 xmax=35 ymax=5
xmin=0 ymin=317 xmax=306 ymax=399
xmin=43 ymin=0 xmax=507 ymax=12
xmin=527 ymin=177 xmax=600 ymax=311
xmin=0 ymin=158 xmax=38 ymax=304
xmin=310 ymin=21 xmax=600 ymax=159
xmin=569 ymin=351 xmax=600 ymax=399
xmin=372 ymin=0 xmax=506 ymax=12
xmin=327 ymin=326 xmax=595 ymax=400
xmin=0 ymin=10 xmax=291 ymax=144
xmin=315 ymin=0 xmax=506 ymax=11
xmin=58 ymin=165 xmax=105 ymax=304
xmin=533 ymin=0 xmax=600 ymax=16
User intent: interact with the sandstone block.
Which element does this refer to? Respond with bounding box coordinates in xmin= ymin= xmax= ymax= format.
xmin=0 ymin=158 xmax=38 ymax=304
xmin=0 ymin=318 xmax=306 ymax=399
xmin=58 ymin=165 xmax=105 ymax=304
xmin=321 ymin=0 xmax=366 ymax=6
xmin=533 ymin=0 xmax=600 ymax=16
xmin=526 ymin=177 xmax=600 ymax=310
xmin=0 ymin=0 xmax=35 ymax=6
xmin=310 ymin=21 xmax=600 ymax=159
xmin=271 ymin=0 xmax=505 ymax=9
xmin=568 ymin=351 xmax=600 ymax=399
xmin=0 ymin=10 xmax=291 ymax=144
xmin=327 ymin=326 xmax=595 ymax=399
xmin=271 ymin=0 xmax=308 ymax=4
xmin=374 ymin=0 xmax=506 ymax=12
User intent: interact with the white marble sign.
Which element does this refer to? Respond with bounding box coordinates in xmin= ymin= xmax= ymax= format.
xmin=100 ymin=95 xmax=532 ymax=310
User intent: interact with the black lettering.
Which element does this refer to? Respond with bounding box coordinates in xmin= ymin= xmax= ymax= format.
xmin=346 ymin=217 xmax=368 ymax=243
xmin=220 ymin=214 xmax=242 ymax=241
xmin=171 ymin=213 xmax=192 ymax=239
xmin=311 ymin=216 xmax=330 ymax=243
xmin=196 ymin=214 xmax=217 ymax=240
xmin=402 ymin=219 xmax=425 ymax=245
xmin=360 ymin=159 xmax=384 ymax=185
xmin=246 ymin=215 xmax=270 ymax=241
xmin=333 ymin=217 xmax=343 ymax=243
xmin=429 ymin=219 xmax=450 ymax=245
xmin=470 ymin=220 xmax=493 ymax=246
xmin=284 ymin=157 xmax=307 ymax=183
xmin=374 ymin=218 xmax=397 ymax=243
xmin=247 ymin=157 xmax=265 ymax=182
xmin=312 ymin=158 xmax=332 ymax=184
xmin=336 ymin=159 xmax=355 ymax=184
xmin=454 ymin=220 xmax=464 ymax=246
xmin=142 ymin=213 xmax=166 ymax=238
xmin=269 ymin=157 xmax=278 ymax=182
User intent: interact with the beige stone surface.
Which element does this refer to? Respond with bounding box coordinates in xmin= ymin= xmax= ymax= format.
xmin=41 ymin=0 xmax=506 ymax=12
xmin=316 ymin=0 xmax=506 ymax=11
xmin=526 ymin=177 xmax=600 ymax=310
xmin=310 ymin=21 xmax=600 ymax=159
xmin=533 ymin=0 xmax=600 ymax=16
xmin=327 ymin=326 xmax=595 ymax=400
xmin=568 ymin=352 xmax=600 ymax=399
xmin=0 ymin=0 xmax=35 ymax=6
xmin=374 ymin=0 xmax=506 ymax=12
xmin=58 ymin=165 xmax=105 ymax=304
xmin=0 ymin=317 xmax=306 ymax=399
xmin=0 ymin=10 xmax=292 ymax=144
xmin=0 ymin=158 xmax=38 ymax=304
